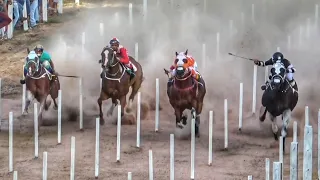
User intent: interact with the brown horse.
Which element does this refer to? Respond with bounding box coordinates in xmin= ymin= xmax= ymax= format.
xmin=164 ymin=50 xmax=206 ymax=137
xmin=98 ymin=47 xmax=143 ymax=125
xmin=23 ymin=50 xmax=60 ymax=127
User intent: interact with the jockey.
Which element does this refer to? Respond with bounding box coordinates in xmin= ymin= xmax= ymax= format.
xmin=20 ymin=45 xmax=57 ymax=84
xmin=108 ymin=37 xmax=136 ymax=80
xmin=254 ymin=52 xmax=296 ymax=90
xmin=168 ymin=52 xmax=201 ymax=83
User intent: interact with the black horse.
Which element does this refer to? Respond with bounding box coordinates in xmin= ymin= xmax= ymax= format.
xmin=259 ymin=61 xmax=298 ymax=152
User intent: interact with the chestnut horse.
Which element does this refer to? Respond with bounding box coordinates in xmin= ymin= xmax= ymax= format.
xmin=164 ymin=50 xmax=206 ymax=137
xmin=98 ymin=47 xmax=144 ymax=125
xmin=23 ymin=50 xmax=60 ymax=127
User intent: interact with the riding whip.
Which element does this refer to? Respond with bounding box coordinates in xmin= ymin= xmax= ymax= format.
xmin=228 ymin=52 xmax=257 ymax=61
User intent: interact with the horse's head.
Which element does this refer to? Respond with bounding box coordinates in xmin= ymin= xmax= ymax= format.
xmin=26 ymin=51 xmax=40 ymax=77
xmin=174 ymin=50 xmax=189 ymax=78
xmin=270 ymin=61 xmax=286 ymax=91
xmin=101 ymin=46 xmax=119 ymax=69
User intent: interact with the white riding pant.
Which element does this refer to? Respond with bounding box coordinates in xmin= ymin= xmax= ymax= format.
xmin=286 ymin=72 xmax=293 ymax=81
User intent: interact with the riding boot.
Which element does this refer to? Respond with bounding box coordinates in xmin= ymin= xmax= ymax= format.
xmin=100 ymin=70 xmax=105 ymax=79
xmin=289 ymin=79 xmax=296 ymax=87
xmin=126 ymin=68 xmax=135 ymax=80
xmin=261 ymin=81 xmax=269 ymax=90
xmin=20 ymin=68 xmax=28 ymax=84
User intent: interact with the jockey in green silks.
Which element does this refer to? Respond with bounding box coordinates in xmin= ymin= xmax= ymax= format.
xmin=20 ymin=44 xmax=58 ymax=84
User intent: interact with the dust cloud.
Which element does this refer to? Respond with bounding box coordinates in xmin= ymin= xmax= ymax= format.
xmin=39 ymin=0 xmax=319 ymax=132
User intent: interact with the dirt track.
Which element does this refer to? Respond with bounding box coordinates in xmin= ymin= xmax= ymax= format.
xmin=0 ymin=0 xmax=320 ymax=179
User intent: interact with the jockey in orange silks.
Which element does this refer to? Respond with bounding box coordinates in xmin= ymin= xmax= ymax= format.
xmin=168 ymin=50 xmax=201 ymax=82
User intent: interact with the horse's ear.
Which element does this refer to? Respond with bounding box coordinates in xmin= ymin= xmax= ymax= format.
xmin=27 ymin=48 xmax=30 ymax=54
xmin=175 ymin=52 xmax=178 ymax=56
xmin=185 ymin=49 xmax=188 ymax=56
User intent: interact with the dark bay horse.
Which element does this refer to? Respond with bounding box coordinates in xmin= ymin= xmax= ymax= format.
xmin=23 ymin=50 xmax=60 ymax=127
xmin=98 ymin=47 xmax=143 ymax=125
xmin=164 ymin=50 xmax=206 ymax=137
xmin=259 ymin=61 xmax=298 ymax=152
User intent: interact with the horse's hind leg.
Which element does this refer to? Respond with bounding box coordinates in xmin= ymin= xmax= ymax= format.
xmin=126 ymin=81 xmax=142 ymax=112
xmin=270 ymin=113 xmax=278 ymax=140
xmin=98 ymin=91 xmax=109 ymax=125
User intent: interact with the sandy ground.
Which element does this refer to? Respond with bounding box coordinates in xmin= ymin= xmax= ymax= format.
xmin=0 ymin=0 xmax=320 ymax=179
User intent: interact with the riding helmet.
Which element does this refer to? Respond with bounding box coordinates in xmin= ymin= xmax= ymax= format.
xmin=34 ymin=44 xmax=44 ymax=52
xmin=272 ymin=52 xmax=284 ymax=61
xmin=109 ymin=37 xmax=120 ymax=46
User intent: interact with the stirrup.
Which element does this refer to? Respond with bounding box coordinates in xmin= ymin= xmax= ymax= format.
xmin=20 ymin=79 xmax=26 ymax=84
xmin=261 ymin=85 xmax=266 ymax=90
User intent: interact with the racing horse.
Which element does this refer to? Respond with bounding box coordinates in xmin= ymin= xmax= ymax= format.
xmin=23 ymin=49 xmax=60 ymax=127
xmin=259 ymin=61 xmax=298 ymax=152
xmin=98 ymin=47 xmax=143 ymax=125
xmin=164 ymin=50 xmax=206 ymax=137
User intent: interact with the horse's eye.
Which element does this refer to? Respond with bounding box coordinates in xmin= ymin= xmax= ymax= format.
xmin=280 ymin=68 xmax=285 ymax=73
xmin=183 ymin=59 xmax=187 ymax=63
xmin=271 ymin=68 xmax=275 ymax=74
xmin=175 ymin=59 xmax=178 ymax=63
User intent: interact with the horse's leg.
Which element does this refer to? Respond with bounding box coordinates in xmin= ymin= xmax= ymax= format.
xmin=50 ymin=80 xmax=59 ymax=110
xmin=119 ymin=96 xmax=126 ymax=118
xmin=259 ymin=105 xmax=267 ymax=122
xmin=23 ymin=90 xmax=35 ymax=115
xmin=175 ymin=108 xmax=183 ymax=129
xmin=97 ymin=91 xmax=109 ymax=125
xmin=38 ymin=95 xmax=48 ymax=127
xmin=270 ymin=113 xmax=279 ymax=141
xmin=126 ymin=81 xmax=141 ymax=113
xmin=107 ymin=98 xmax=118 ymax=117
xmin=281 ymin=109 xmax=292 ymax=153
xmin=195 ymin=101 xmax=203 ymax=138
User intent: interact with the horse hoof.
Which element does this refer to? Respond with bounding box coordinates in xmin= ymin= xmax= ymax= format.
xmin=100 ymin=119 xmax=105 ymax=125
xmin=53 ymin=106 xmax=58 ymax=110
xmin=126 ymin=107 xmax=132 ymax=113
xmin=176 ymin=123 xmax=184 ymax=129
xmin=259 ymin=116 xmax=265 ymax=122
xmin=273 ymin=133 xmax=278 ymax=141
xmin=22 ymin=111 xmax=28 ymax=116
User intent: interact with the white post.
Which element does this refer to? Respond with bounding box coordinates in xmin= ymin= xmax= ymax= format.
xmin=136 ymin=92 xmax=141 ymax=148
xmin=216 ymin=33 xmax=220 ymax=60
xmin=155 ymin=78 xmax=159 ymax=132
xmin=170 ymin=134 xmax=174 ymax=180
xmin=135 ymin=43 xmax=139 ymax=61
xmin=248 ymin=175 xmax=252 ymax=180
xmin=58 ymin=0 xmax=63 ymax=14
xmin=79 ymin=78 xmax=83 ymax=130
xmin=81 ymin=32 xmax=85 ymax=53
xmin=290 ymin=137 xmax=298 ymax=179
xmin=42 ymin=0 xmax=48 ymax=22
xmin=149 ymin=149 xmax=153 ymax=180
xmin=75 ymin=0 xmax=79 ymax=5
xmin=224 ymin=99 xmax=228 ymax=149
xmin=279 ymin=136 xmax=284 ymax=179
xmin=129 ymin=3 xmax=133 ymax=25
xmin=251 ymin=4 xmax=255 ymax=24
xmin=99 ymin=23 xmax=104 ymax=37
xmin=143 ymin=0 xmax=147 ymax=21
xmin=277 ymin=47 xmax=280 ymax=52
xmin=23 ymin=1 xmax=29 ymax=30
xmin=9 ymin=112 xmax=13 ymax=172
xmin=287 ymin=35 xmax=291 ymax=51
xmin=128 ymin=172 xmax=132 ymax=180
xmin=306 ymin=18 xmax=310 ymax=39
xmin=116 ymin=105 xmax=121 ymax=162
xmin=208 ymin=110 xmax=213 ymax=166
xmin=202 ymin=43 xmax=206 ymax=69
xmin=229 ymin=20 xmax=233 ymax=37
xmin=43 ymin=151 xmax=48 ymax=180
xmin=70 ymin=136 xmax=75 ymax=180
xmin=252 ymin=65 xmax=257 ymax=114
xmin=316 ymin=4 xmax=319 ymax=28
xmin=273 ymin=162 xmax=282 ymax=180
xmin=57 ymin=90 xmax=62 ymax=144
xmin=299 ymin=26 xmax=303 ymax=48
xmin=303 ymin=125 xmax=313 ymax=180
xmin=266 ymin=158 xmax=270 ymax=180
xmin=190 ymin=114 xmax=195 ymax=179
xmin=95 ymin=118 xmax=100 ymax=178
xmin=13 ymin=171 xmax=18 ymax=180
xmin=7 ymin=4 xmax=13 ymax=39
xmin=22 ymin=66 xmax=26 ymax=114
xmin=238 ymin=83 xmax=243 ymax=131
xmin=34 ymin=103 xmax=39 ymax=158
xmin=318 ymin=110 xmax=320 ymax=179
xmin=305 ymin=106 xmax=309 ymax=126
